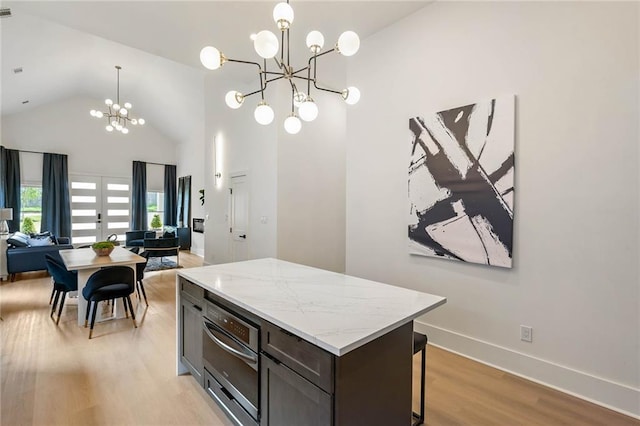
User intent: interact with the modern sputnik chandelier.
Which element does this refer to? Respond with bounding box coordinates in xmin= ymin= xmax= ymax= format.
xmin=90 ymin=65 xmax=145 ymax=134
xmin=199 ymin=0 xmax=361 ymax=135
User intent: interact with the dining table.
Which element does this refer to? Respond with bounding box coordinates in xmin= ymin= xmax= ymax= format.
xmin=59 ymin=246 xmax=146 ymax=326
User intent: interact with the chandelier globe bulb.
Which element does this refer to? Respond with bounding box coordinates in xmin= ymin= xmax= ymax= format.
xmin=342 ymin=86 xmax=361 ymax=105
xmin=106 ymin=125 xmax=114 ymax=132
xmin=138 ymin=118 xmax=145 ymax=125
xmin=298 ymin=98 xmax=318 ymax=122
xmin=273 ymin=2 xmax=294 ymax=30
xmin=90 ymin=110 xmax=96 ymax=117
xmin=337 ymin=31 xmax=360 ymax=56
xmin=124 ymin=102 xmax=132 ymax=109
xmin=113 ymin=103 xmax=120 ymax=112
xmin=284 ymin=114 xmax=302 ymax=134
xmin=306 ymin=31 xmax=325 ymax=53
xmin=254 ymin=30 xmax=279 ymax=59
xmin=96 ymin=111 xmax=103 ymax=118
xmin=200 ymin=46 xmax=223 ymax=70
xmin=225 ymin=91 xmax=245 ymax=109
xmin=122 ymin=127 xmax=129 ymax=134
xmin=105 ymin=99 xmax=113 ymax=106
xmin=120 ymin=108 xmax=128 ymax=116
xmin=254 ymin=102 xmax=275 ymax=125
xmin=131 ymin=119 xmax=138 ymax=125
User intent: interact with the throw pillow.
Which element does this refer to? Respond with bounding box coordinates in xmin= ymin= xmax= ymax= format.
xmin=7 ymin=233 xmax=29 ymax=247
xmin=27 ymin=236 xmax=54 ymax=247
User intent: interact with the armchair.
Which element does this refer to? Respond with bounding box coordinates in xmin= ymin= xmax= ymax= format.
xmin=143 ymin=236 xmax=180 ymax=265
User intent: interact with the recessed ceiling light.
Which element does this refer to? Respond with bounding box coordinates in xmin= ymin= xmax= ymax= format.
xmin=22 ymin=100 xmax=29 ymax=104
xmin=13 ymin=67 xmax=23 ymax=74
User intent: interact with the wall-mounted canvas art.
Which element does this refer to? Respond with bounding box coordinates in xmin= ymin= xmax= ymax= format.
xmin=408 ymin=95 xmax=515 ymax=268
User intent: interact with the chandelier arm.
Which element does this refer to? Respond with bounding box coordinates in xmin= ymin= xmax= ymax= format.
xmin=273 ymin=57 xmax=286 ymax=71
xmin=226 ymin=58 xmax=264 ymax=71
xmin=281 ymin=29 xmax=285 ymax=65
xmin=286 ymin=28 xmax=290 ymax=67
xmin=289 ymin=81 xmax=296 ymax=114
xmin=313 ymin=84 xmax=343 ymax=95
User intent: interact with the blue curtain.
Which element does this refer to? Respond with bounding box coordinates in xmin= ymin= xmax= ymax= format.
xmin=164 ymin=165 xmax=177 ymax=226
xmin=41 ymin=153 xmax=71 ymax=237
xmin=132 ymin=161 xmax=147 ymax=230
xmin=1 ymin=147 xmax=21 ymax=232
xmin=177 ymin=175 xmax=191 ymax=228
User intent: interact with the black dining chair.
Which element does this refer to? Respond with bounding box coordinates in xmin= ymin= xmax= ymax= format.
xmin=128 ymin=247 xmax=149 ymax=306
xmin=82 ymin=266 xmax=137 ymax=339
xmin=44 ymin=254 xmax=78 ymax=325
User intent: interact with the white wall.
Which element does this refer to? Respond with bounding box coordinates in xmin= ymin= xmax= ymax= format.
xmin=202 ymin=56 xmax=348 ymax=272
xmin=346 ymin=1 xmax=639 ymax=417
xmin=276 ymin=54 xmax=347 ymax=273
xmin=176 ymin=88 xmax=206 ymax=257
xmin=203 ymin=74 xmax=279 ymax=265
xmin=2 ymin=95 xmax=177 ymax=177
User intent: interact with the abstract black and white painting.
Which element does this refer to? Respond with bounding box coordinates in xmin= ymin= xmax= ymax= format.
xmin=408 ymin=95 xmax=515 ymax=268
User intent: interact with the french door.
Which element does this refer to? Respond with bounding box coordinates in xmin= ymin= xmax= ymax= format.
xmin=70 ymin=175 xmax=131 ymax=245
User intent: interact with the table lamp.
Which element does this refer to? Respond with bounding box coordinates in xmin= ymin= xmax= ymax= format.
xmin=0 ymin=208 xmax=13 ymax=235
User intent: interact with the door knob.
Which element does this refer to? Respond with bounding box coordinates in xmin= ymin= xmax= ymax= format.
xmin=239 ymin=234 xmax=246 ymax=239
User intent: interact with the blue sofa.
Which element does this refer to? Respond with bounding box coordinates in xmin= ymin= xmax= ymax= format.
xmin=6 ymin=233 xmax=73 ymax=281
xmin=125 ymin=230 xmax=156 ymax=247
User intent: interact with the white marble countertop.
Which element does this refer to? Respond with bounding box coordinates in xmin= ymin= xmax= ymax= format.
xmin=178 ymin=258 xmax=446 ymax=356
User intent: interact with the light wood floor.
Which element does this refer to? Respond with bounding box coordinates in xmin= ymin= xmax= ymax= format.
xmin=1 ymin=252 xmax=638 ymax=426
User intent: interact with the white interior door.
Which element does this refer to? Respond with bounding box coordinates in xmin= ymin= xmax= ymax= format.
xmin=70 ymin=176 xmax=131 ymax=245
xmin=229 ymin=174 xmax=249 ymax=261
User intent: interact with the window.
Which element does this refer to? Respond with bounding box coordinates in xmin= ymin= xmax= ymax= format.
xmin=20 ymin=185 xmax=43 ymax=233
xmin=146 ymin=191 xmax=164 ymax=229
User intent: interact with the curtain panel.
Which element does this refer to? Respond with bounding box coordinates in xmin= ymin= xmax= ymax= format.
xmin=177 ymin=175 xmax=191 ymax=228
xmin=1 ymin=147 xmax=21 ymax=232
xmin=41 ymin=153 xmax=71 ymax=237
xmin=132 ymin=161 xmax=147 ymax=231
xmin=164 ymin=165 xmax=177 ymax=226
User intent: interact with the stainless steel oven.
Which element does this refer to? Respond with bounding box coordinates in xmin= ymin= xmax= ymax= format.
xmin=202 ymin=300 xmax=259 ymax=425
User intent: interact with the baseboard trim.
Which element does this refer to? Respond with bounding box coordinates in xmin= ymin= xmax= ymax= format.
xmin=415 ymin=321 xmax=640 ymax=419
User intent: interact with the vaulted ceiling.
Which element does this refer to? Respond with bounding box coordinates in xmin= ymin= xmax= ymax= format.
xmin=1 ymin=1 xmax=428 ymax=143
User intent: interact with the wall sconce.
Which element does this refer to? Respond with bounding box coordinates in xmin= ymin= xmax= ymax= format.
xmin=0 ymin=208 xmax=13 ymax=235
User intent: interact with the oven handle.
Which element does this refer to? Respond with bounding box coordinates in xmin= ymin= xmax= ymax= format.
xmin=203 ymin=320 xmax=258 ymax=366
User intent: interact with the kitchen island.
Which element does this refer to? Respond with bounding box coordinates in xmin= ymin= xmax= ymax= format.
xmin=177 ymin=258 xmax=446 ymax=426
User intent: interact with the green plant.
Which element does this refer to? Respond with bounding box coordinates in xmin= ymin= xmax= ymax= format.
xmin=91 ymin=241 xmax=115 ymax=250
xmin=199 ymin=189 xmax=205 ymax=206
xmin=21 ymin=217 xmax=36 ymax=234
xmin=150 ymin=214 xmax=162 ymax=229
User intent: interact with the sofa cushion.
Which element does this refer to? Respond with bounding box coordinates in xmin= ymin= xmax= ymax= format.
xmin=7 ymin=232 xmax=29 ymax=247
xmin=27 ymin=236 xmax=55 ymax=246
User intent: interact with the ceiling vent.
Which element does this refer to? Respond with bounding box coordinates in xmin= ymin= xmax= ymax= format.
xmin=0 ymin=8 xmax=12 ymax=18
xmin=22 ymin=100 xmax=30 ymax=104
xmin=13 ymin=67 xmax=23 ymax=74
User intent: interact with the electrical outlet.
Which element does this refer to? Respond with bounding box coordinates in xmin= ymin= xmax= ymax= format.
xmin=520 ymin=325 xmax=533 ymax=342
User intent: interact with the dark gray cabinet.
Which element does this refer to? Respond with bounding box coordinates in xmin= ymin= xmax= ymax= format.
xmin=179 ymin=278 xmax=204 ymax=386
xmin=261 ymin=354 xmax=332 ymax=426
xmin=261 ymin=320 xmax=413 ymax=426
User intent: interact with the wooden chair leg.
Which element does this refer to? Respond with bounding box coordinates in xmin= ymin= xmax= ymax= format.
xmin=51 ymin=290 xmax=60 ymax=319
xmin=126 ymin=296 xmax=137 ymax=328
xmin=89 ymin=301 xmax=98 ymax=339
xmin=56 ymin=292 xmax=67 ymax=325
